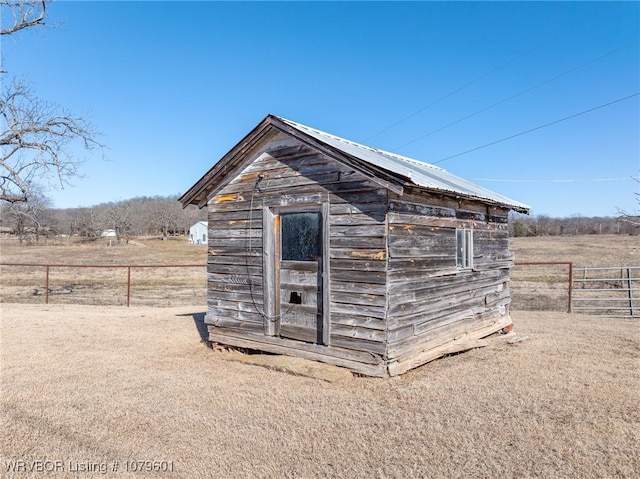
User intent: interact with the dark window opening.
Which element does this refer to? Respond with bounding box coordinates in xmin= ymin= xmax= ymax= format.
xmin=288 ymin=291 xmax=302 ymax=304
xmin=281 ymin=212 xmax=321 ymax=261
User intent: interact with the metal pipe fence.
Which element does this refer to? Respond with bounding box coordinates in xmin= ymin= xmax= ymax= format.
xmin=572 ymin=266 xmax=639 ymax=318
xmin=2 ymin=261 xmax=637 ymax=317
xmin=0 ymin=263 xmax=204 ymax=307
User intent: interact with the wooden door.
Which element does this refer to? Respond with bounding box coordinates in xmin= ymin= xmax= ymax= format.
xmin=277 ymin=210 xmax=324 ymax=344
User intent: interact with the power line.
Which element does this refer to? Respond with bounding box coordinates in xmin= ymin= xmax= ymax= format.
xmin=363 ymin=50 xmax=533 ymax=141
xmin=472 ymin=176 xmax=639 ymax=184
xmin=364 ymin=18 xmax=589 ymax=142
xmin=393 ymin=40 xmax=638 ymax=151
xmin=432 ymin=92 xmax=640 ymax=165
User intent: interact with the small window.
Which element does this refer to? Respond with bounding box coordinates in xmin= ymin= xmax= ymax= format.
xmin=456 ymin=228 xmax=473 ymax=269
xmin=281 ymin=212 xmax=321 ymax=261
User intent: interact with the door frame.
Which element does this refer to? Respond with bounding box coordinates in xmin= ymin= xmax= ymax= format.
xmin=262 ymin=195 xmax=330 ymax=345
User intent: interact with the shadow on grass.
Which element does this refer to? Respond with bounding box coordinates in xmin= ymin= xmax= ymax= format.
xmin=177 ymin=312 xmax=209 ymax=345
xmin=176 ymin=311 xmax=275 ymax=356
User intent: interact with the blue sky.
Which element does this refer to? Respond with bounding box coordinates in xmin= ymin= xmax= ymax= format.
xmin=3 ymin=1 xmax=639 ymax=217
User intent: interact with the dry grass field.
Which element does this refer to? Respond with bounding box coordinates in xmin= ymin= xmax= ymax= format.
xmin=0 ymin=237 xmax=207 ymax=306
xmin=510 ymin=234 xmax=640 ymax=266
xmin=510 ymin=235 xmax=640 ymax=311
xmin=1 ymin=234 xmax=639 ymax=477
xmin=1 ymin=303 xmax=638 ymax=478
xmin=1 ymin=234 xmax=638 ymax=310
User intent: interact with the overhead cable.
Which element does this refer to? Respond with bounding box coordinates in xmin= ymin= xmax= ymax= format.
xmin=364 ymin=19 xmax=589 ymax=142
xmin=472 ymin=176 xmax=639 ymax=183
xmin=432 ymin=92 xmax=640 ymax=165
xmin=393 ymin=40 xmax=638 ymax=151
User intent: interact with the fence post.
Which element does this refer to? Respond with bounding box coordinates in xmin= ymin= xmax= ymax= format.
xmin=567 ymin=262 xmax=573 ymax=313
xmin=127 ymin=266 xmax=131 ymax=307
xmin=45 ymin=265 xmax=50 ymax=305
xmin=628 ymin=267 xmax=634 ymax=317
xmin=1 ymin=263 xmax=204 ymax=307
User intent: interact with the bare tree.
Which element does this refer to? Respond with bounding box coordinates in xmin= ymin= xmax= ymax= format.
xmin=73 ymin=207 xmax=104 ymax=239
xmin=1 ymin=80 xmax=102 ymax=203
xmin=103 ymin=201 xmax=133 ymax=240
xmin=5 ymin=188 xmax=53 ymax=244
xmin=144 ymin=196 xmax=183 ymax=237
xmin=1 ymin=0 xmax=46 ymax=36
xmin=617 ymin=178 xmax=640 ymax=233
xmin=1 ymin=0 xmax=103 ymax=204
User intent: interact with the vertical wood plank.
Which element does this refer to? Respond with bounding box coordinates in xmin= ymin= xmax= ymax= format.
xmin=262 ymin=206 xmax=276 ymax=335
xmin=274 ymin=214 xmax=281 ymax=333
xmin=322 ymin=199 xmax=331 ymax=346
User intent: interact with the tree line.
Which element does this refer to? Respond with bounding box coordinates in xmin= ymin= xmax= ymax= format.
xmin=0 ymin=194 xmax=206 ymax=244
xmin=509 ymin=212 xmax=638 ymax=237
xmin=1 ymin=192 xmax=637 ymax=245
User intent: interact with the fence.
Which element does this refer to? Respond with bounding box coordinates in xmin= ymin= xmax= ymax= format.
xmin=571 ymin=266 xmax=639 ymax=318
xmin=512 ymin=262 xmax=573 ymax=313
xmin=0 ymin=263 xmax=205 ymax=307
xmin=2 ymin=261 xmax=638 ymax=317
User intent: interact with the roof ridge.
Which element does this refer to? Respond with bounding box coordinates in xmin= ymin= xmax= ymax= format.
xmin=275 ymin=116 xmax=445 ymax=172
xmin=265 ymin=114 xmax=529 ymax=213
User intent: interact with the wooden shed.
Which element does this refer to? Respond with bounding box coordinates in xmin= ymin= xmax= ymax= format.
xmin=179 ymin=115 xmax=530 ymax=376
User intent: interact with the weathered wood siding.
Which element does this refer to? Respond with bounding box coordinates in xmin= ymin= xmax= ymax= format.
xmin=205 ymin=133 xmax=389 ymax=363
xmin=203 ymin=132 xmax=516 ymax=374
xmin=386 ymin=189 xmax=513 ymax=361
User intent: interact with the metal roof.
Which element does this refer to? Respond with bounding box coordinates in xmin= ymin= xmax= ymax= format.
xmin=277 ymin=116 xmax=530 ymax=213
xmin=179 ymin=114 xmax=530 ymax=213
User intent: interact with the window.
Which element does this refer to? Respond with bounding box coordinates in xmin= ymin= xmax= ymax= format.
xmin=456 ymin=228 xmax=473 ymax=269
xmin=281 ymin=212 xmax=321 ymax=261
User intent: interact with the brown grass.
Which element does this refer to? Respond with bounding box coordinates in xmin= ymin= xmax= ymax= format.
xmin=2 ymin=234 xmax=639 ymax=311
xmin=1 ymin=235 xmax=639 ymax=476
xmin=509 ymin=235 xmax=640 ymax=311
xmin=0 ymin=237 xmax=207 ymax=306
xmin=510 ymin=234 xmax=640 ymax=267
xmin=1 ymin=303 xmax=638 ymax=478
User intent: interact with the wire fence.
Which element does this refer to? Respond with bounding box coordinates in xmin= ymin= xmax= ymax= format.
xmin=511 ymin=262 xmax=573 ymax=313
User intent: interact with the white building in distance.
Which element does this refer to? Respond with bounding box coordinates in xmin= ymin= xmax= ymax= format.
xmin=189 ymin=221 xmax=208 ymax=245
